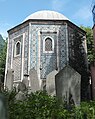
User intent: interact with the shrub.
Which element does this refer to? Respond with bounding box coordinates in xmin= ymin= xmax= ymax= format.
xmin=1 ymin=90 xmax=95 ymax=119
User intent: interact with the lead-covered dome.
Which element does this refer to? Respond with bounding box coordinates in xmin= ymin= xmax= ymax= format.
xmin=24 ymin=10 xmax=69 ymax=21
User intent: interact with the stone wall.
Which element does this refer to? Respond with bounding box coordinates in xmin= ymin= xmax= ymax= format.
xmin=67 ymin=24 xmax=89 ymax=100
xmin=30 ymin=24 xmax=67 ymax=79
xmin=68 ymin=24 xmax=87 ymax=74
xmin=7 ymin=25 xmax=29 ymax=82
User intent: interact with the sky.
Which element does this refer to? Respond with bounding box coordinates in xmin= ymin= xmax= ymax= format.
xmin=0 ymin=0 xmax=94 ymax=39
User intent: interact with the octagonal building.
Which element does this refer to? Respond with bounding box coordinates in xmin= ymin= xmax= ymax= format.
xmin=4 ymin=10 xmax=88 ymax=99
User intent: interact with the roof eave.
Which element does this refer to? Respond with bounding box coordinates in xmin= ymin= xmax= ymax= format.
xmin=7 ymin=19 xmax=86 ymax=34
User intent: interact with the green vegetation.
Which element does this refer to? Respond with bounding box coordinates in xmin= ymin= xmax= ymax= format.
xmin=80 ymin=26 xmax=95 ymax=63
xmin=0 ymin=34 xmax=5 ymax=51
xmin=1 ymin=90 xmax=95 ymax=119
xmin=0 ymin=36 xmax=7 ymax=83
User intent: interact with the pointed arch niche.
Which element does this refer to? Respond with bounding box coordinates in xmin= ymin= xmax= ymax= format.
xmin=15 ymin=41 xmax=21 ymax=56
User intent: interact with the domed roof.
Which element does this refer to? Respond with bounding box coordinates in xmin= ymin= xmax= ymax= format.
xmin=24 ymin=10 xmax=69 ymax=21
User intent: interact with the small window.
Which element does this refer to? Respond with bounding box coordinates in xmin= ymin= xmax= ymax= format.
xmin=15 ymin=41 xmax=21 ymax=56
xmin=45 ymin=38 xmax=52 ymax=51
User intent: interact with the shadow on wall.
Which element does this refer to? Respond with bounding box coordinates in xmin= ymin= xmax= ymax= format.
xmin=68 ymin=29 xmax=90 ymax=100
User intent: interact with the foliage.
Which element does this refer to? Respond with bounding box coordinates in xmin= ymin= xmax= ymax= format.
xmin=1 ymin=90 xmax=95 ymax=119
xmin=0 ymin=39 xmax=7 ymax=83
xmin=8 ymin=91 xmax=69 ymax=119
xmin=80 ymin=26 xmax=95 ymax=63
xmin=0 ymin=34 xmax=5 ymax=51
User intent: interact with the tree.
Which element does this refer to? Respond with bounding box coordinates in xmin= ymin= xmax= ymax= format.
xmin=0 ymin=34 xmax=5 ymax=52
xmin=80 ymin=26 xmax=95 ymax=63
xmin=0 ymin=39 xmax=7 ymax=83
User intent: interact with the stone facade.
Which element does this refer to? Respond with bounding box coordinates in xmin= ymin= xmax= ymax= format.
xmin=4 ymin=11 xmax=88 ymax=100
xmin=5 ymin=21 xmax=69 ymax=88
xmin=30 ymin=24 xmax=67 ymax=79
xmin=5 ymin=25 xmax=29 ymax=83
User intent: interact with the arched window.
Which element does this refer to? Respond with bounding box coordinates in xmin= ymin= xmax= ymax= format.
xmin=16 ymin=41 xmax=21 ymax=55
xmin=43 ymin=36 xmax=54 ymax=53
xmin=45 ymin=38 xmax=52 ymax=51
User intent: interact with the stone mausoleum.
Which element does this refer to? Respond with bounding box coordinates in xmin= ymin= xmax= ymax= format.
xmin=4 ymin=10 xmax=89 ymax=101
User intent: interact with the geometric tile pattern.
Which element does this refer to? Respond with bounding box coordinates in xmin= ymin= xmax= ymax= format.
xmin=13 ymin=57 xmax=21 ymax=81
xmin=8 ymin=26 xmax=29 ymax=81
xmin=68 ymin=26 xmax=75 ymax=59
xmin=23 ymin=31 xmax=29 ymax=75
xmin=30 ymin=24 xmax=67 ymax=79
xmin=59 ymin=25 xmax=67 ymax=70
xmin=8 ymin=23 xmax=67 ymax=81
xmin=13 ymin=36 xmax=23 ymax=81
xmin=8 ymin=39 xmax=12 ymax=68
xmin=40 ymin=32 xmax=57 ymax=79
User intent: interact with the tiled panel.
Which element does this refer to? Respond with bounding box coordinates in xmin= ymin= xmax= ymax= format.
xmin=30 ymin=24 xmax=67 ymax=79
xmin=13 ymin=35 xmax=23 ymax=81
xmin=7 ymin=40 xmax=12 ymax=68
xmin=13 ymin=57 xmax=21 ymax=81
xmin=58 ymin=25 xmax=67 ymax=70
xmin=23 ymin=31 xmax=29 ymax=74
xmin=40 ymin=31 xmax=57 ymax=78
xmin=8 ymin=26 xmax=29 ymax=81
xmin=8 ymin=23 xmax=67 ymax=81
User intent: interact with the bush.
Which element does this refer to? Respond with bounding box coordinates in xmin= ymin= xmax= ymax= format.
xmin=1 ymin=90 xmax=95 ymax=119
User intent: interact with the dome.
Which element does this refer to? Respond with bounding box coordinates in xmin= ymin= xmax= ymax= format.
xmin=24 ymin=10 xmax=69 ymax=21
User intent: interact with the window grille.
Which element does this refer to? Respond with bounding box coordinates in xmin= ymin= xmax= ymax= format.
xmin=45 ymin=38 xmax=52 ymax=51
